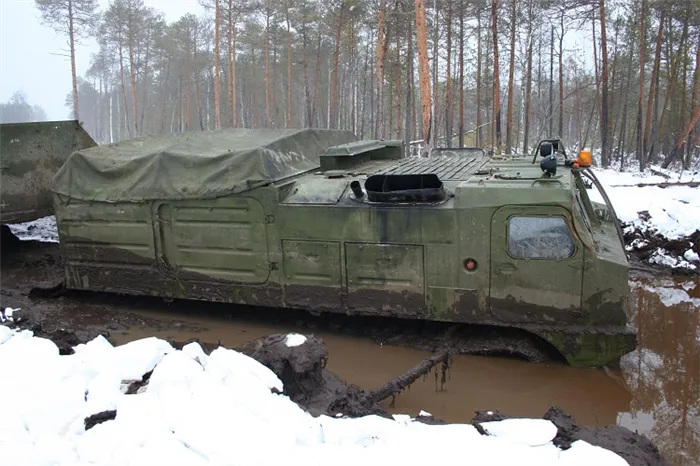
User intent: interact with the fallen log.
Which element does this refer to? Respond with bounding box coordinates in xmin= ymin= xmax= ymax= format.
xmin=363 ymin=349 xmax=451 ymax=404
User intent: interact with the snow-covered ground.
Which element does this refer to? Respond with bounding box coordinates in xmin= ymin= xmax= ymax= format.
xmin=587 ymin=165 xmax=700 ymax=271
xmin=589 ymin=166 xmax=699 ymax=240
xmin=6 ymin=215 xmax=58 ymax=243
xmin=0 ymin=329 xmax=629 ymax=466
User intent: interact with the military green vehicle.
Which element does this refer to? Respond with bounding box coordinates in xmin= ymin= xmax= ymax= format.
xmin=50 ymin=128 xmax=636 ymax=367
xmin=0 ymin=120 xmax=97 ymax=225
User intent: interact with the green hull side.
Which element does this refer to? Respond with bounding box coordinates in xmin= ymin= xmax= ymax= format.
xmin=54 ymin=189 xmax=634 ymax=366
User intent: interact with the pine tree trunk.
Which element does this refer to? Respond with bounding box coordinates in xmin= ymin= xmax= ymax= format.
xmin=476 ymin=8 xmax=482 ymax=147
xmin=252 ymin=44 xmax=258 ymax=128
xmin=415 ymin=0 xmax=432 ymax=152
xmin=431 ymin=0 xmax=439 ymax=147
xmin=140 ymin=37 xmax=150 ymax=135
xmin=360 ymin=37 xmax=370 ymax=137
xmin=643 ymin=8 xmax=665 ymax=158
xmin=491 ymin=0 xmax=501 ymax=152
xmin=396 ymin=1 xmax=402 ymax=140
xmin=445 ymin=0 xmax=453 ymax=148
xmin=193 ymin=29 xmax=204 ymax=131
xmin=592 ymin=10 xmax=601 ymax=147
xmin=523 ymin=0 xmax=533 ymax=153
xmin=558 ymin=8 xmax=564 ymax=139
xmin=330 ymin=2 xmax=345 ymax=129
xmin=265 ymin=1 xmax=271 ymax=127
xmin=128 ymin=33 xmax=139 ymax=136
xmin=688 ymin=35 xmax=700 ymax=166
xmin=405 ymin=2 xmax=413 ymax=147
xmin=68 ymin=0 xmax=79 ymax=121
xmin=505 ymin=0 xmax=515 ymax=153
xmin=118 ymin=45 xmax=131 ymax=138
xmin=286 ymin=1 xmax=293 ymax=127
xmin=547 ymin=26 xmax=553 ymax=137
xmin=599 ymin=0 xmax=611 ymax=167
xmin=458 ymin=0 xmax=464 ymax=147
xmin=214 ymin=0 xmax=221 ymax=129
xmin=312 ymin=28 xmax=322 ymax=127
xmin=302 ymin=30 xmax=312 ymax=127
xmin=376 ymin=0 xmax=387 ymax=139
xmin=636 ymin=0 xmax=646 ymax=169
xmin=227 ymin=1 xmax=236 ymax=127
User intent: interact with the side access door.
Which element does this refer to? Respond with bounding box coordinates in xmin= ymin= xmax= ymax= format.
xmin=489 ymin=206 xmax=584 ymax=324
xmin=155 ymin=197 xmax=271 ymax=294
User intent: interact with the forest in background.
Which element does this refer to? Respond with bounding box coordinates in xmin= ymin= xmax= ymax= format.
xmin=29 ymin=0 xmax=700 ymax=170
xmin=0 ymin=92 xmax=49 ymax=124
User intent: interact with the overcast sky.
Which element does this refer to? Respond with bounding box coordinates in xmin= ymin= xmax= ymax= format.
xmin=0 ymin=0 xmax=204 ymax=121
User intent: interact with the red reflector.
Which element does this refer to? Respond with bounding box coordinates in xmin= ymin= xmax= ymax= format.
xmin=464 ymin=258 xmax=477 ymax=271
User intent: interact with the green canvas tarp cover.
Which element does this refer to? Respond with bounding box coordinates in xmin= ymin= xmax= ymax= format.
xmin=52 ymin=128 xmax=357 ymax=202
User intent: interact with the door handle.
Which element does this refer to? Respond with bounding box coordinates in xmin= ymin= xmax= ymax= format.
xmin=496 ymin=263 xmax=517 ymax=274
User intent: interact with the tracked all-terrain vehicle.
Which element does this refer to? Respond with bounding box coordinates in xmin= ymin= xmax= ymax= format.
xmin=50 ymin=128 xmax=636 ymax=367
xmin=0 ymin=120 xmax=96 ymax=225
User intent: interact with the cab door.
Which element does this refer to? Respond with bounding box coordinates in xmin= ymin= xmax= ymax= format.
xmin=489 ymin=206 xmax=584 ymax=324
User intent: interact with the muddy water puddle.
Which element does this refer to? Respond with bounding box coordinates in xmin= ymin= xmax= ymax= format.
xmin=620 ymin=277 xmax=699 ymax=466
xmin=100 ymin=278 xmax=699 ymax=465
xmin=115 ymin=315 xmax=631 ymax=424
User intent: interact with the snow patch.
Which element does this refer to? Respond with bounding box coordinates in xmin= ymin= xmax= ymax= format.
xmin=0 ymin=307 xmax=19 ymax=322
xmin=6 ymin=215 xmax=58 ymax=243
xmin=590 ymin=168 xmax=700 ymax=240
xmin=480 ymin=418 xmax=558 ymax=446
xmin=648 ymin=249 xmax=697 ymax=271
xmin=285 ymin=333 xmax=307 ymax=347
xmin=684 ymin=249 xmax=699 ymax=262
xmin=0 ymin=329 xmax=631 ymax=465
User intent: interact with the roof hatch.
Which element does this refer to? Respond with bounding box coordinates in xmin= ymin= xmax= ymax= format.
xmin=364 ymin=173 xmax=445 ymax=203
xmin=320 ymin=139 xmax=403 ymax=171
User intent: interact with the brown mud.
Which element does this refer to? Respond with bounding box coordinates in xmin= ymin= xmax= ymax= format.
xmin=84 ymin=410 xmax=117 ymax=431
xmin=1 ymin=240 xmax=697 ymax=465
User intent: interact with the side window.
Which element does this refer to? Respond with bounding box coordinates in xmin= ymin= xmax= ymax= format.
xmin=507 ymin=216 xmax=575 ymax=260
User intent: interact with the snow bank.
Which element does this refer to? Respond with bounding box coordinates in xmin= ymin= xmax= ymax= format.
xmin=6 ymin=215 xmax=58 ymax=243
xmin=0 ymin=329 xmax=630 ymax=466
xmin=590 ymin=167 xmax=700 ymax=271
xmin=590 ymin=167 xmax=699 ymax=240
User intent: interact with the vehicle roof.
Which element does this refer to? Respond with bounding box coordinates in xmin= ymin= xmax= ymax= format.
xmin=50 ymin=128 xmax=577 ymax=209
xmin=282 ymin=150 xmax=577 ymax=209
